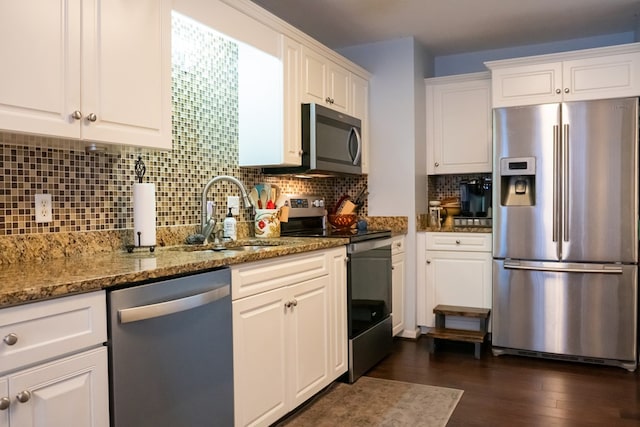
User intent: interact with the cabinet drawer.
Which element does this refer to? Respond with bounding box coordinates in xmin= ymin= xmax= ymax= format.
xmin=0 ymin=291 xmax=106 ymax=375
xmin=231 ymin=250 xmax=331 ymax=300
xmin=426 ymin=233 xmax=491 ymax=252
xmin=391 ymin=236 xmax=405 ymax=255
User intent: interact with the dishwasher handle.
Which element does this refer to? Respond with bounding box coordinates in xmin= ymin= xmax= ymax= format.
xmin=118 ymin=285 xmax=230 ymax=324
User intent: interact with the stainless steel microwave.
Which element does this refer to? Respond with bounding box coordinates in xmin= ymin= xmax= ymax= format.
xmin=263 ymin=103 xmax=362 ymax=177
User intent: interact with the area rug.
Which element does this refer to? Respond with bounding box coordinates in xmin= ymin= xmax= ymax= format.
xmin=277 ymin=376 xmax=463 ymax=427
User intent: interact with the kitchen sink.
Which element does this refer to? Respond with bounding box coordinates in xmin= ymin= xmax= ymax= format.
xmin=171 ymin=240 xmax=286 ymax=253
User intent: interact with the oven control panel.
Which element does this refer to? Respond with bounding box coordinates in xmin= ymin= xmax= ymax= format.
xmin=286 ymin=195 xmax=326 ymax=218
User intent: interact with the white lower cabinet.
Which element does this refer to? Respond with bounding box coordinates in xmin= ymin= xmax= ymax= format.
xmin=0 ymin=291 xmax=108 ymax=427
xmin=391 ymin=236 xmax=406 ymax=336
xmin=232 ymin=247 xmax=347 ymax=427
xmin=3 ymin=347 xmax=108 ymax=427
xmin=417 ymin=233 xmax=492 ymax=330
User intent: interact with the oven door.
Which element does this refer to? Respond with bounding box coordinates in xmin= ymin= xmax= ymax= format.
xmin=347 ymin=238 xmax=392 ymax=339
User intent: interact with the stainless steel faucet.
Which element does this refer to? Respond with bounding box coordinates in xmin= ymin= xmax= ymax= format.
xmin=201 ymin=175 xmax=253 ymax=244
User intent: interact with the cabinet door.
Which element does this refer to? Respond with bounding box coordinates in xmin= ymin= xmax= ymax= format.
xmin=424 ymin=250 xmax=492 ymax=328
xmin=81 ymin=0 xmax=171 ymax=149
xmin=428 ymin=76 xmax=492 ymax=174
xmin=0 ymin=1 xmax=81 ymax=139
xmin=351 ymin=74 xmax=369 ymax=174
xmin=491 ymin=62 xmax=563 ymax=107
xmin=233 ymin=287 xmax=288 ymax=427
xmin=391 ymin=251 xmax=406 ymax=336
xmin=9 ymin=347 xmax=108 ymax=427
xmin=301 ymin=47 xmax=327 ymax=105
xmin=329 ymin=248 xmax=347 ymax=377
xmin=282 ymin=35 xmax=303 ymax=166
xmin=0 ymin=377 xmax=7 ymax=427
xmin=562 ymin=52 xmax=640 ymax=102
xmin=287 ymin=276 xmax=331 ymax=408
xmin=327 ymin=62 xmax=350 ymax=113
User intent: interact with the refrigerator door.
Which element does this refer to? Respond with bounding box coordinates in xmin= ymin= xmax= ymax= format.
xmin=561 ymin=98 xmax=638 ymax=263
xmin=493 ymin=103 xmax=561 ymax=260
xmin=492 ymin=260 xmax=637 ymax=368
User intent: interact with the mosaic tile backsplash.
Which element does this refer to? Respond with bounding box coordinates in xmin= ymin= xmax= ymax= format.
xmin=427 ymin=173 xmax=492 ymax=203
xmin=0 ymin=12 xmax=366 ymax=237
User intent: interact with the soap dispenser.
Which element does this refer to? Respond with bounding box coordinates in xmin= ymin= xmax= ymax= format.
xmin=223 ymin=207 xmax=237 ymax=241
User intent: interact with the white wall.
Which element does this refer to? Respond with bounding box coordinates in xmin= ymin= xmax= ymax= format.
xmin=435 ymin=31 xmax=635 ymax=76
xmin=340 ymin=37 xmax=433 ymax=338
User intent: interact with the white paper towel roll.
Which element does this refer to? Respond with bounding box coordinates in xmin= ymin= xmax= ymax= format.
xmin=133 ymin=183 xmax=156 ymax=247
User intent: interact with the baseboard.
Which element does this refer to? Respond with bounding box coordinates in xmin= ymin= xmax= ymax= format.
xmin=396 ymin=327 xmax=421 ymax=340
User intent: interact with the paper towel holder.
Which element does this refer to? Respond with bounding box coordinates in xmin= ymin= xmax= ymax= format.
xmin=126 ymin=232 xmax=156 ymax=253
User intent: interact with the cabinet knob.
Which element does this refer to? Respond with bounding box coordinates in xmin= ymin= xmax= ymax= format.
xmin=298 ymin=150 xmax=304 ymax=156
xmin=16 ymin=390 xmax=31 ymax=403
xmin=455 ymin=240 xmax=461 ymax=244
xmin=0 ymin=397 xmax=9 ymax=411
xmin=564 ymin=88 xmax=569 ymax=93
xmin=555 ymin=89 xmax=561 ymax=94
xmin=71 ymin=110 xmax=82 ymax=120
xmin=285 ymin=301 xmax=292 ymax=308
xmin=291 ymin=299 xmax=298 ymax=307
xmin=87 ymin=113 xmax=97 ymax=122
xmin=434 ymin=162 xmax=439 ymax=167
xmin=426 ymin=260 xmax=431 ymax=264
xmin=325 ymin=97 xmax=331 ymax=104
xmin=3 ymin=333 xmax=17 ymax=346
xmin=391 ymin=266 xmax=395 ymax=270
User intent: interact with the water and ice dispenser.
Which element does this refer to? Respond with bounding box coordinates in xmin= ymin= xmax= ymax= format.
xmin=499 ymin=157 xmax=536 ymax=206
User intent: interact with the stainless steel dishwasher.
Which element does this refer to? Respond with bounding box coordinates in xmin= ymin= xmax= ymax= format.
xmin=107 ymin=268 xmax=233 ymax=427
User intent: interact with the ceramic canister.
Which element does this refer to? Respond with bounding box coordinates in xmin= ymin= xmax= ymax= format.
xmin=254 ymin=209 xmax=280 ymax=238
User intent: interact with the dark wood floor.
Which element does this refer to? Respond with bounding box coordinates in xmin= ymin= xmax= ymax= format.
xmin=366 ymin=337 xmax=640 ymax=426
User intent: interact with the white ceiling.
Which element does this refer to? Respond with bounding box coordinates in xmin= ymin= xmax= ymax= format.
xmin=250 ymin=0 xmax=640 ymax=55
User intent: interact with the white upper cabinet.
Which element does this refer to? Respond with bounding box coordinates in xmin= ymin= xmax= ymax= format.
xmin=301 ymin=46 xmax=350 ymax=114
xmin=0 ymin=0 xmax=172 ymax=149
xmin=426 ymin=72 xmax=492 ymax=174
xmin=487 ymin=43 xmax=640 ymax=108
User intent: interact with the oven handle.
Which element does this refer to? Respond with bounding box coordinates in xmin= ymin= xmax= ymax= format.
xmin=118 ymin=285 xmax=230 ymax=324
xmin=348 ymin=238 xmax=393 ymax=254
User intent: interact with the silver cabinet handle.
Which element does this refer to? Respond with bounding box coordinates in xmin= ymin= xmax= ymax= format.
xmin=556 ymin=89 xmax=561 ymax=94
xmin=455 ymin=240 xmax=461 ymax=244
xmin=291 ymin=299 xmax=297 ymax=307
xmin=3 ymin=333 xmax=17 ymax=346
xmin=434 ymin=162 xmax=439 ymax=167
xmin=16 ymin=391 xmax=31 ymax=403
xmin=564 ymin=88 xmax=569 ymax=93
xmin=71 ymin=110 xmax=82 ymax=120
xmin=325 ymin=97 xmax=331 ymax=104
xmin=87 ymin=113 xmax=97 ymax=122
xmin=285 ymin=301 xmax=292 ymax=308
xmin=0 ymin=397 xmax=9 ymax=410
xmin=118 ymin=286 xmax=230 ymax=324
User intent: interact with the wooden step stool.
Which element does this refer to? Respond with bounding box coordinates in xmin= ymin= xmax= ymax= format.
xmin=426 ymin=305 xmax=491 ymax=359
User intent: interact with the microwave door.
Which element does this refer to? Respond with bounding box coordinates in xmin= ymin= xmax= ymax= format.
xmin=315 ymin=117 xmax=362 ymax=174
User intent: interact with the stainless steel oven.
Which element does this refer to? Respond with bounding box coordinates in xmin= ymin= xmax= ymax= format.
xmin=280 ymin=195 xmax=393 ymax=383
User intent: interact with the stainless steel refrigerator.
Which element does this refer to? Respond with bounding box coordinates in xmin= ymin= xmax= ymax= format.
xmin=492 ymin=97 xmax=638 ymax=371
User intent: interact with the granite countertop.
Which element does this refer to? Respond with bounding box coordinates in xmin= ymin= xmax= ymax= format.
xmin=0 ymin=237 xmax=348 ymax=309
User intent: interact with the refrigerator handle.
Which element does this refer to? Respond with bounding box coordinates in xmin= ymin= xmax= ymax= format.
xmin=552 ymin=125 xmax=561 ymax=258
xmin=562 ymin=123 xmax=570 ymax=242
xmin=504 ymin=260 xmax=623 ymax=274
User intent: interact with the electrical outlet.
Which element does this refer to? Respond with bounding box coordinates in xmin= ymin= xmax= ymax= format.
xmin=35 ymin=194 xmax=52 ymax=223
xmin=227 ymin=196 xmax=240 ymax=216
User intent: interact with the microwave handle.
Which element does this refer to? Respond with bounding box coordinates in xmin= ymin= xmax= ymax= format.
xmin=349 ymin=127 xmax=362 ymax=166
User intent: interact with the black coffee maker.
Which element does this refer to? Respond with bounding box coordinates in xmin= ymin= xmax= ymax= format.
xmin=460 ymin=178 xmax=492 ymax=217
